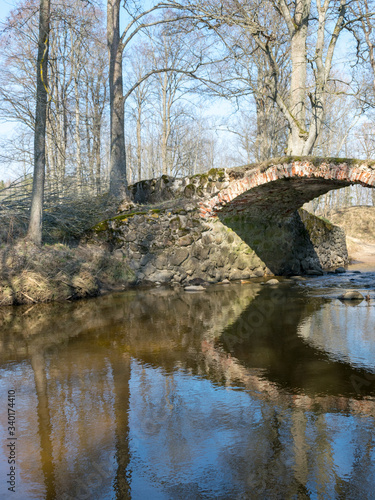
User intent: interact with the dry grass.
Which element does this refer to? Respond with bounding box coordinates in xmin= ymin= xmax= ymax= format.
xmin=0 ymin=242 xmax=135 ymax=306
xmin=327 ymin=206 xmax=375 ymax=243
xmin=326 ymin=206 xmax=375 ymax=264
xmin=0 ymin=186 xmax=118 ymax=245
xmin=0 ymin=183 xmax=137 ymax=306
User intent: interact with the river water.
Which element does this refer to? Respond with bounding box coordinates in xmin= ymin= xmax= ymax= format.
xmin=1 ymin=268 xmax=375 ymax=499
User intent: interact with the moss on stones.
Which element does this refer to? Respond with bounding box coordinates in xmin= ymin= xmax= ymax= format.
xmin=208 ymin=168 xmax=226 ymax=180
xmin=92 ymin=220 xmax=110 ymax=233
xmin=184 ymin=184 xmax=196 ymax=197
xmin=199 ymin=174 xmax=209 ymax=185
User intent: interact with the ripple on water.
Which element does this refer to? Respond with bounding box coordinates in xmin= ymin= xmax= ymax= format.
xmin=293 ymin=270 xmax=375 ymax=299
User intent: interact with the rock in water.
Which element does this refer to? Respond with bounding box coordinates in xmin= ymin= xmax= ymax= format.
xmin=262 ymin=279 xmax=279 ymax=286
xmin=219 ymin=279 xmax=230 ymax=285
xmin=184 ymin=285 xmax=205 ymax=292
xmin=338 ymin=290 xmax=364 ymax=300
xmin=335 ymin=267 xmax=346 ymax=274
xmin=305 ymin=269 xmax=324 ymax=276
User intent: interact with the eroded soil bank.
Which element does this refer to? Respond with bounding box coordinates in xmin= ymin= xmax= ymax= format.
xmin=326 ymin=207 xmax=375 ymax=269
xmin=0 ymin=242 xmax=134 ymax=306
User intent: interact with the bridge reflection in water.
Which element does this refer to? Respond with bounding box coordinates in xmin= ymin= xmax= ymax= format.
xmin=1 ymin=281 xmax=375 ymax=499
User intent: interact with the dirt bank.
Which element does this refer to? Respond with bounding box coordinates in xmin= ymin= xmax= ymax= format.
xmin=326 ymin=206 xmax=375 ymax=266
xmin=0 ymin=242 xmax=135 ymax=306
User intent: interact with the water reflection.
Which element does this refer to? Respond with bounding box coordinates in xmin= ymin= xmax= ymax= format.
xmin=0 ymin=281 xmax=375 ymax=498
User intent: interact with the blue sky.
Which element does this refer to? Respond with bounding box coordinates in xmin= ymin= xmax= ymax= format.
xmin=0 ymin=1 xmax=16 ymax=179
xmin=0 ymin=0 xmax=13 ymax=21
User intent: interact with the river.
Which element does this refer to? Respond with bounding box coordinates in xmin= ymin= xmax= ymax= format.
xmin=1 ymin=267 xmax=375 ymax=499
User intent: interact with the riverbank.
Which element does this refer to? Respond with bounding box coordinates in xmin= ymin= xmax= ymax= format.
xmin=326 ymin=206 xmax=375 ymax=269
xmin=0 ymin=242 xmax=135 ymax=306
xmin=0 ymin=203 xmax=349 ymax=306
xmin=347 ymin=237 xmax=375 ymax=270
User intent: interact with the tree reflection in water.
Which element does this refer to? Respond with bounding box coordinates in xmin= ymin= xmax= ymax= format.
xmin=0 ymin=282 xmax=375 ymax=498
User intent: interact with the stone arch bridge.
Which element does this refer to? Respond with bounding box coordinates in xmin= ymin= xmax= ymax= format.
xmin=112 ymin=157 xmax=375 ymax=279
xmin=198 ymin=157 xmax=375 ymax=219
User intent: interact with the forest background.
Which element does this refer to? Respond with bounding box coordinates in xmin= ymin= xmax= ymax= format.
xmin=0 ymin=0 xmax=375 ymax=225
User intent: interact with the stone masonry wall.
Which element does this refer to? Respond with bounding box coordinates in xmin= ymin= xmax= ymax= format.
xmin=298 ymin=209 xmax=348 ymax=269
xmin=90 ymin=203 xmax=348 ymax=284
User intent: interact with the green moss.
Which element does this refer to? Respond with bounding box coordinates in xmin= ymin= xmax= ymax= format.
xmin=316 ymin=215 xmax=333 ymax=227
xmin=299 ymin=208 xmax=333 ymax=237
xmin=208 ymin=168 xmax=225 ymax=178
xmin=189 ymin=172 xmax=210 ymax=185
xmin=112 ymin=211 xmax=147 ymax=221
xmin=199 ymin=174 xmax=209 ymax=185
xmin=184 ymin=184 xmax=196 ymax=197
xmin=92 ymin=220 xmax=110 ymax=233
xmin=92 ymin=209 xmax=158 ymax=233
xmin=169 ymin=216 xmax=181 ymax=230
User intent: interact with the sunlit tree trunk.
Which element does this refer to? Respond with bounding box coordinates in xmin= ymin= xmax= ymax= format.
xmin=161 ymin=72 xmax=171 ymax=175
xmin=136 ymin=104 xmax=142 ymax=181
xmin=27 ymin=0 xmax=50 ymax=244
xmin=74 ymin=75 xmax=82 ymax=193
xmin=287 ymin=0 xmax=310 ymax=154
xmin=276 ymin=0 xmax=346 ymax=155
xmin=107 ymin=0 xmax=128 ymax=199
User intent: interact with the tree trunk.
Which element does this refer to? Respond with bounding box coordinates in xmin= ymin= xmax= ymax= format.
xmin=286 ymin=1 xmax=310 ymax=155
xmin=136 ymin=105 xmax=142 ymax=181
xmin=161 ymin=71 xmax=170 ymax=176
xmin=255 ymin=95 xmax=272 ymax=161
xmin=27 ymin=0 xmax=50 ymax=245
xmin=107 ymin=0 xmax=128 ymax=199
xmin=74 ymin=76 xmax=82 ymax=194
xmin=93 ymin=116 xmax=102 ymax=194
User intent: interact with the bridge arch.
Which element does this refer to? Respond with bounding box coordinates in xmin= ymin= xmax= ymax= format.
xmin=199 ymin=158 xmax=375 ymax=219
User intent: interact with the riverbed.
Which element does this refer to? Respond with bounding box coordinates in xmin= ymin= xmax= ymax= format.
xmin=1 ymin=267 xmax=375 ymax=499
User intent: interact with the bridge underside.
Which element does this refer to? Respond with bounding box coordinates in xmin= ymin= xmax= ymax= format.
xmin=219 ymin=177 xmax=353 ymax=218
xmin=216 ymin=179 xmax=357 ymax=275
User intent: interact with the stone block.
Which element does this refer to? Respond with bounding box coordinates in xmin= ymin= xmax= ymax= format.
xmin=170 ymin=248 xmax=189 ymax=266
xmin=140 ymin=253 xmax=153 ymax=266
xmin=178 ymin=235 xmax=193 ymax=246
xmin=236 ymin=255 xmax=250 ymax=270
xmin=202 ymin=233 xmax=214 ymax=245
xmin=148 ymin=270 xmax=174 ymax=282
xmin=155 ymin=254 xmax=169 ymax=270
xmin=229 ymin=269 xmax=243 ymax=280
xmin=124 ymin=232 xmax=137 ymax=242
xmin=142 ymin=264 xmax=156 ymax=278
xmin=215 ymin=233 xmax=223 ymax=245
xmin=191 ymin=244 xmax=210 ymax=260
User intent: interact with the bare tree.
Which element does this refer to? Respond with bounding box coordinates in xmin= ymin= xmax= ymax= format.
xmin=27 ymin=0 xmax=50 ymax=244
xmin=124 ymin=43 xmax=153 ymax=182
xmin=167 ymin=0 xmax=361 ymax=156
xmin=107 ymin=0 xmax=127 ymax=199
xmin=0 ymin=0 xmax=109 ymax=198
xmin=106 ymin=1 xmax=209 ymax=195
